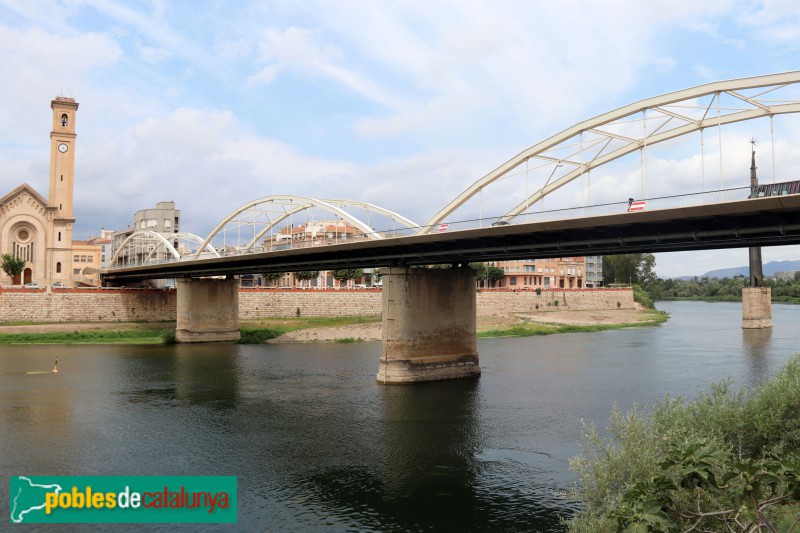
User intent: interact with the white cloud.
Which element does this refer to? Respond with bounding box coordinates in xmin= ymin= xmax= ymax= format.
xmin=135 ymin=39 xmax=172 ymax=63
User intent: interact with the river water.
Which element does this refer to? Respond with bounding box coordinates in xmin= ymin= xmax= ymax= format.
xmin=1 ymin=301 xmax=799 ymax=532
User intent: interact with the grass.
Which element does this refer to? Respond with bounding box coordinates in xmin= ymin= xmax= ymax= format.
xmin=0 ymin=329 xmax=170 ymax=344
xmin=236 ymin=316 xmax=381 ymax=344
xmin=477 ymin=311 xmax=668 ymax=339
xmin=240 ymin=315 xmax=381 ymax=330
xmin=0 ymin=316 xmax=382 ymax=345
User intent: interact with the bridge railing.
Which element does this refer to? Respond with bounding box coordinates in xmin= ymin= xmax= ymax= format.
xmin=414 ymin=181 xmax=799 ymax=235
xmin=106 ymin=180 xmax=799 ymax=269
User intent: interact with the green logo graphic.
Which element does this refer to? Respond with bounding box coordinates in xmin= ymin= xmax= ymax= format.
xmin=9 ymin=476 xmax=237 ymax=524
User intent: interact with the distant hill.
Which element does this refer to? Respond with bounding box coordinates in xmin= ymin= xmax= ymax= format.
xmin=699 ymin=260 xmax=800 ymax=279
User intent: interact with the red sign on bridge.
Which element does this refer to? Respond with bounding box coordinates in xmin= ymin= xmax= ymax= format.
xmin=628 ymin=200 xmax=647 ymax=212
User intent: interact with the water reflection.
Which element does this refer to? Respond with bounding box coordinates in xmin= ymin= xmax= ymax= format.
xmin=120 ymin=345 xmax=242 ymax=409
xmin=742 ymin=327 xmax=773 ymax=384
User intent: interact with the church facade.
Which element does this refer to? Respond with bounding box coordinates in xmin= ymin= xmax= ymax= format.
xmin=0 ymin=96 xmax=79 ymax=286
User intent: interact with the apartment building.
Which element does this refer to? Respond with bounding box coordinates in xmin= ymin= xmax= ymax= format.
xmin=495 ymin=257 xmax=591 ymax=289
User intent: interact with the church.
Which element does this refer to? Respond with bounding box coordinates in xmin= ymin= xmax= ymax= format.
xmin=0 ymin=96 xmax=81 ymax=286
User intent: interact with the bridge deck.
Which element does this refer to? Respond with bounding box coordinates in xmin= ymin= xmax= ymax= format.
xmin=104 ymin=194 xmax=800 ymax=282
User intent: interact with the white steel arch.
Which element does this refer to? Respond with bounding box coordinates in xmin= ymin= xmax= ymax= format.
xmin=110 ymin=231 xmax=220 ymax=266
xmin=195 ymin=195 xmax=410 ymax=259
xmin=418 ymin=70 xmax=800 ymax=234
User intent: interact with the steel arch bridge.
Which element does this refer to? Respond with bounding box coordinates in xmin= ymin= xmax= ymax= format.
xmin=109 ymin=71 xmax=800 ymax=268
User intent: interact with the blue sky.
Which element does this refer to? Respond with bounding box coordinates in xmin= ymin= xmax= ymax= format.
xmin=1 ymin=0 xmax=799 ymax=277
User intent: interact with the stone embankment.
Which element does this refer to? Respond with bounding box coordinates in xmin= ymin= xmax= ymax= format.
xmin=0 ymin=286 xmax=634 ymax=323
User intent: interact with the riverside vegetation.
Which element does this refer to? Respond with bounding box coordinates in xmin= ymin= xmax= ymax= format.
xmin=0 ymin=308 xmax=666 ymax=345
xmin=567 ymin=355 xmax=800 ymax=532
xmin=0 ymin=316 xmax=382 ymax=345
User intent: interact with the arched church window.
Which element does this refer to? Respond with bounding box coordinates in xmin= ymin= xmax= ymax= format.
xmin=56 ymin=262 xmax=62 ymax=274
xmin=58 ymin=232 xmax=61 ymax=242
xmin=61 ymin=114 xmax=68 ymax=127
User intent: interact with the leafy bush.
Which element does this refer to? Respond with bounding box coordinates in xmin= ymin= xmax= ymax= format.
xmin=632 ymin=284 xmax=655 ymax=309
xmin=160 ymin=329 xmax=176 ymax=344
xmin=238 ymin=328 xmax=283 ymax=344
xmin=567 ymin=356 xmax=800 ymax=532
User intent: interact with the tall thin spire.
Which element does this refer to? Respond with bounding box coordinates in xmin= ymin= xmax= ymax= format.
xmin=748 ymin=139 xmax=763 ymax=287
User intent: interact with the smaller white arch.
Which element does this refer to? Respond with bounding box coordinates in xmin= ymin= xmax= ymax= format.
xmin=109 ymin=230 xmax=181 ymax=267
xmin=195 ymin=195 xmax=397 ymax=259
xmin=109 ymin=231 xmax=221 ymax=267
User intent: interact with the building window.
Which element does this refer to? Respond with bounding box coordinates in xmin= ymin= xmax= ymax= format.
xmin=73 ymin=269 xmax=80 ymax=275
xmin=58 ymin=232 xmax=61 ymax=241
xmin=61 ymin=114 xmax=68 ymax=127
xmin=73 ymin=255 xmax=80 ymax=262
xmin=56 ymin=262 xmax=61 ymax=273
xmin=510 ymin=276 xmax=517 ymax=286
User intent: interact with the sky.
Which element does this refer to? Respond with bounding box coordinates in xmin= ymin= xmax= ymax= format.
xmin=1 ymin=0 xmax=800 ymax=277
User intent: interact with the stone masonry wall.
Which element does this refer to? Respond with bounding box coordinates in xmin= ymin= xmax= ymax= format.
xmin=0 ymin=287 xmax=634 ymax=323
xmin=0 ymin=288 xmax=176 ymax=322
xmin=476 ymin=288 xmax=635 ymax=315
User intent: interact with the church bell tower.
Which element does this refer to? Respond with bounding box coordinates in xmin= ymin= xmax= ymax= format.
xmin=47 ymin=96 xmax=78 ymax=285
xmin=49 ymin=96 xmax=78 ymax=218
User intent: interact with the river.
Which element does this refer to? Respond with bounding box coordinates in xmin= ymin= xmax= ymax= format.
xmin=1 ymin=301 xmax=799 ymax=532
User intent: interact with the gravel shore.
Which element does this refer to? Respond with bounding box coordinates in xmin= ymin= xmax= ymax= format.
xmin=268 ymin=308 xmax=654 ymax=343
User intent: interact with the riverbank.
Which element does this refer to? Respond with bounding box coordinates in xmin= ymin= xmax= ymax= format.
xmin=0 ymin=309 xmax=665 ymax=344
xmin=268 ymin=308 xmax=666 ymax=343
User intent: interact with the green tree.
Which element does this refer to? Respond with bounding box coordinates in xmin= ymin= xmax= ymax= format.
xmin=486 ymin=266 xmax=505 ymax=287
xmin=469 ymin=263 xmax=488 ymax=287
xmin=1 ymin=254 xmax=25 ymax=282
xmin=469 ymin=263 xmax=505 ymax=287
xmin=603 ymin=253 xmax=656 ymax=287
xmin=331 ymin=268 xmax=363 ymax=287
xmin=262 ymin=271 xmax=284 ymax=286
xmin=294 ymin=271 xmax=319 ymax=287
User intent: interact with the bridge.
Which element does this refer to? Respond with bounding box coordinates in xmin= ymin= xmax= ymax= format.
xmin=102 ymin=71 xmax=800 ymax=384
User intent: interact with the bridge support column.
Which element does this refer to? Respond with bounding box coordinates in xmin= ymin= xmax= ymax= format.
xmin=742 ymin=286 xmax=773 ymax=329
xmin=175 ymin=278 xmax=241 ymax=343
xmin=377 ymin=267 xmax=481 ymax=384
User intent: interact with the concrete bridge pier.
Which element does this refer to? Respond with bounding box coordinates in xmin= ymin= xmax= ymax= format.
xmin=175 ymin=278 xmax=241 ymax=343
xmin=742 ymin=286 xmax=772 ymax=329
xmin=377 ymin=267 xmax=481 ymax=384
